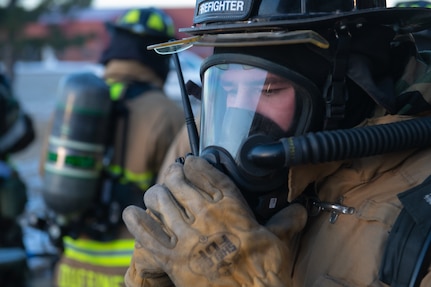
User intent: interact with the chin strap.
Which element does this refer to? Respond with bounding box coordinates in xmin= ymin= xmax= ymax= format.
xmin=323 ymin=23 xmax=352 ymax=130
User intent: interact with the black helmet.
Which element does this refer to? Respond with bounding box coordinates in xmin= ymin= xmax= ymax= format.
xmin=110 ymin=7 xmax=175 ymax=39
xmin=100 ymin=8 xmax=176 ymax=82
xmin=150 ymin=0 xmax=431 ymax=222
xmin=151 ymin=0 xmax=431 ymax=114
xmin=183 ymin=0 xmax=431 ymax=34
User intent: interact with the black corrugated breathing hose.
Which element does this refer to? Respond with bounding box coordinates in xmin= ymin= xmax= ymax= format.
xmin=248 ymin=117 xmax=431 ymax=168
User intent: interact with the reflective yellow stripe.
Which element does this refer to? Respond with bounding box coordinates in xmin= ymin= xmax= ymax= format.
xmin=57 ymin=264 xmax=124 ymax=287
xmin=147 ymin=12 xmax=165 ymax=32
xmin=122 ymin=9 xmax=140 ymax=24
xmin=108 ymin=82 xmax=125 ymax=101
xmin=63 ymin=236 xmax=135 ymax=267
xmin=109 ymin=165 xmax=154 ymax=190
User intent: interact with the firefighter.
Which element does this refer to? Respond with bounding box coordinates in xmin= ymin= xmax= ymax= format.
xmin=121 ymin=1 xmax=431 ymax=286
xmin=0 ymin=72 xmax=35 ymax=287
xmin=39 ymin=7 xmax=184 ymax=287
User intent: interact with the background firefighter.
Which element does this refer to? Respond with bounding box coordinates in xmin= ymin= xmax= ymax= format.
xmin=0 ymin=72 xmax=35 ymax=287
xmin=38 ymin=7 xmax=184 ymax=287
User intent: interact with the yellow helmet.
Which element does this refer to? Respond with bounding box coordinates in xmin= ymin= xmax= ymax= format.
xmin=111 ymin=7 xmax=175 ymax=40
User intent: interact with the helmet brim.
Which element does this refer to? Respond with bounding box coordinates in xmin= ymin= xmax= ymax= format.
xmin=180 ymin=8 xmax=431 ymax=35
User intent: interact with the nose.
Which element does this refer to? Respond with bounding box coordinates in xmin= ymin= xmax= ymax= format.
xmin=227 ymin=84 xmax=258 ymax=110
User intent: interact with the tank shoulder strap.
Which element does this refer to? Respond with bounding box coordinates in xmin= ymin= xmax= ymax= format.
xmin=123 ymin=81 xmax=162 ymax=100
xmin=38 ymin=78 xmax=160 ymax=243
xmin=78 ymin=80 xmax=163 ymax=240
xmin=379 ymin=174 xmax=431 ymax=287
xmin=108 ymin=80 xmax=162 ymax=102
xmin=106 ymin=80 xmax=163 ymax=170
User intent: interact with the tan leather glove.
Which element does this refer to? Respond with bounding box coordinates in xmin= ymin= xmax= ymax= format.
xmin=124 ymin=240 xmax=174 ymax=287
xmin=123 ymin=155 xmax=305 ymax=287
xmin=265 ymin=203 xmax=308 ymax=277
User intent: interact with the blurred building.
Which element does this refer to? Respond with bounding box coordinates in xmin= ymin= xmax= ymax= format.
xmin=23 ymin=7 xmax=210 ymax=63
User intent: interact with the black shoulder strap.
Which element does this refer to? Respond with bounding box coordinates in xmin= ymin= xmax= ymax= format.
xmin=107 ymin=80 xmax=162 ymax=173
xmin=379 ymin=175 xmax=431 ymax=287
xmin=78 ymin=80 xmax=162 ymax=240
xmin=122 ymin=81 xmax=162 ymax=101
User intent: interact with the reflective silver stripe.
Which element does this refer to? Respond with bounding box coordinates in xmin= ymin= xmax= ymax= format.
xmin=301 ymin=0 xmax=307 ymax=14
xmin=44 ymin=163 xmax=100 ymax=178
xmin=0 ymin=113 xmax=27 ymax=153
xmin=49 ymin=136 xmax=104 ymax=152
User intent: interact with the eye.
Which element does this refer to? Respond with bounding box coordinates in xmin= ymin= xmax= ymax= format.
xmin=261 ymin=83 xmax=285 ymax=97
xmin=262 ymin=83 xmax=275 ymax=96
xmin=261 ymin=80 xmax=294 ymax=98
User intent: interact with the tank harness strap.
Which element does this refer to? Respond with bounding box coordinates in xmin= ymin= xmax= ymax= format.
xmin=70 ymin=81 xmax=162 ymax=241
xmin=379 ymin=174 xmax=431 ymax=287
xmin=107 ymin=80 xmax=162 ymax=181
xmin=109 ymin=81 xmax=161 ymax=101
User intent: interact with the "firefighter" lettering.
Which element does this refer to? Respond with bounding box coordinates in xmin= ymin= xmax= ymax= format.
xmin=199 ymin=1 xmax=245 ymax=15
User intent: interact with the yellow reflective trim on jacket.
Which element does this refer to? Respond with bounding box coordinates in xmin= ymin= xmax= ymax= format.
xmin=108 ymin=82 xmax=125 ymax=101
xmin=122 ymin=9 xmax=140 ymax=24
xmin=57 ymin=264 xmax=124 ymax=287
xmin=63 ymin=236 xmax=134 ymax=267
xmin=108 ymin=165 xmax=154 ymax=191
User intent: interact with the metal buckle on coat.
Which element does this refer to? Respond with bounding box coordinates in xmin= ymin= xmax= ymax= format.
xmin=311 ymin=197 xmax=356 ymax=224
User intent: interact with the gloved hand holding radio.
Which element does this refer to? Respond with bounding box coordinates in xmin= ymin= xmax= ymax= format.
xmin=123 ymin=155 xmax=307 ymax=287
xmin=123 ymin=240 xmax=174 ymax=287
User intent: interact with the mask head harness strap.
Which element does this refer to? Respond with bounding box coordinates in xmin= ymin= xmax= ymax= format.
xmin=323 ymin=22 xmax=352 ymax=130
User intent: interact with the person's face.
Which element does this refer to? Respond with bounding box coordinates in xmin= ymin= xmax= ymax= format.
xmin=220 ymin=65 xmax=296 ymax=132
xmin=200 ymin=62 xmax=305 ymax=158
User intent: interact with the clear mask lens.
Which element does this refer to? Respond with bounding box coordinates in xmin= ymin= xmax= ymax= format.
xmin=200 ymin=64 xmax=299 ymax=159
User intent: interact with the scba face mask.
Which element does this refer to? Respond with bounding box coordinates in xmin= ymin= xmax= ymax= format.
xmin=199 ymin=53 xmax=321 ymax=222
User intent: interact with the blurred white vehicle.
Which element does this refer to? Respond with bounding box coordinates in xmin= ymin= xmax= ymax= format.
xmin=13 ymin=50 xmax=203 ymax=117
xmin=13 ymin=61 xmax=104 ymax=117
